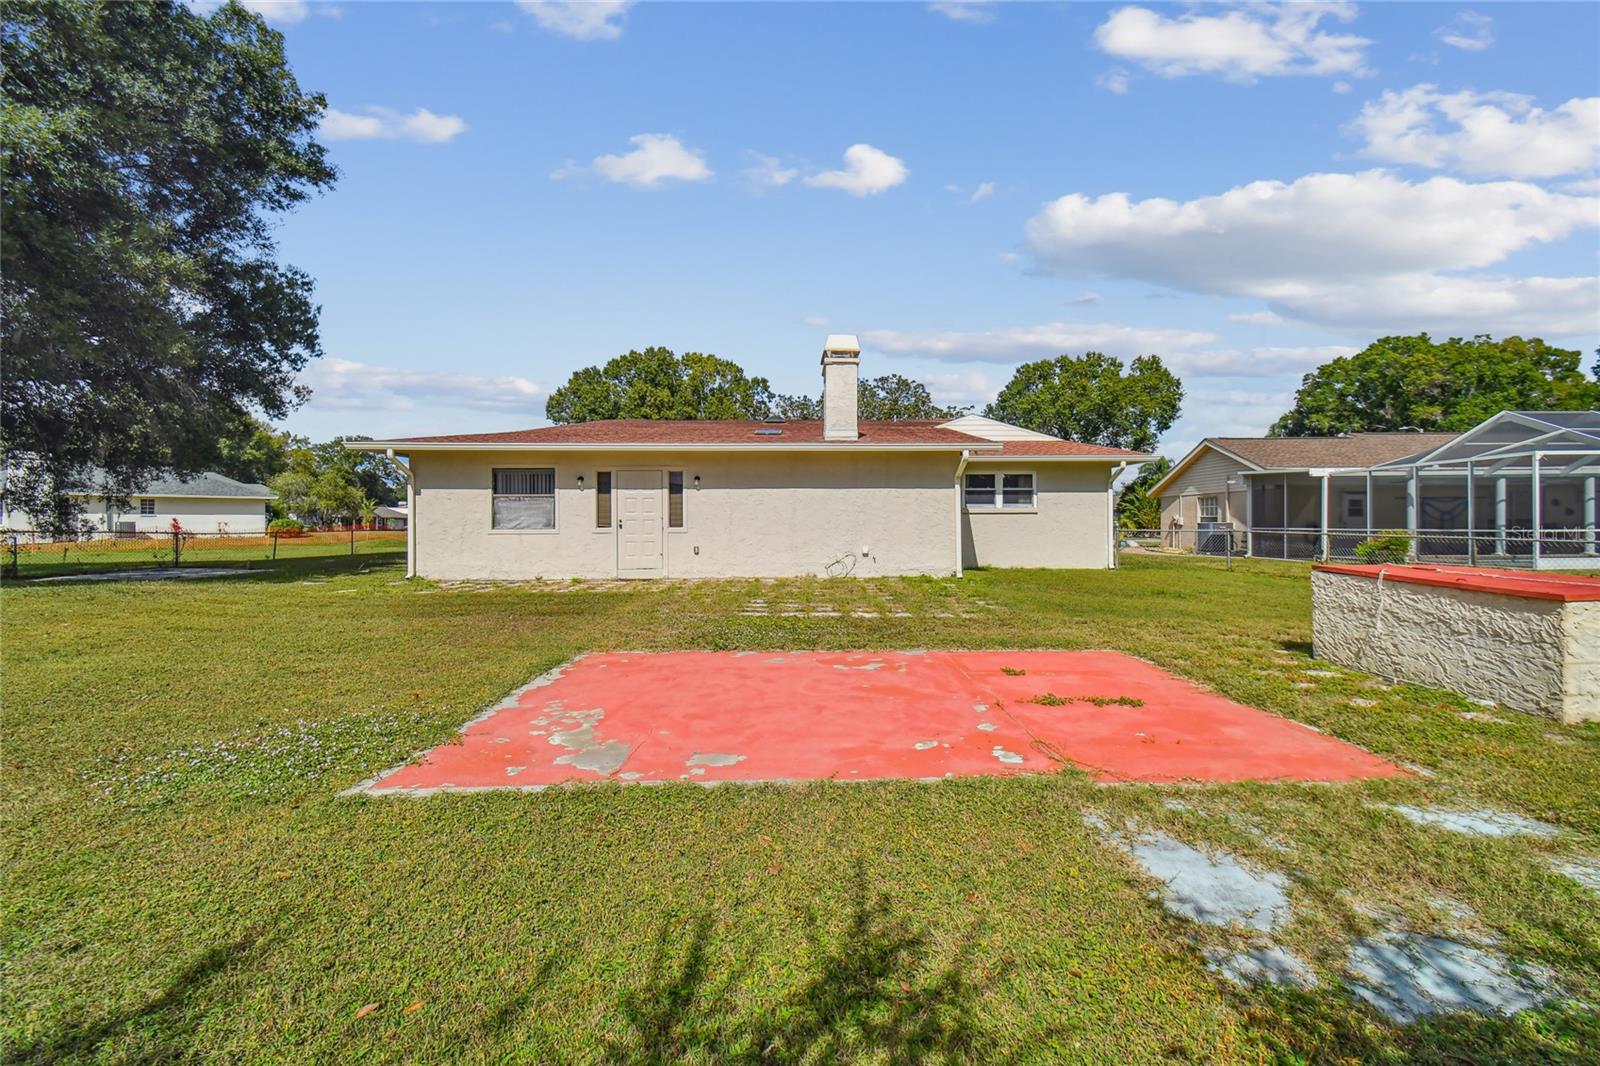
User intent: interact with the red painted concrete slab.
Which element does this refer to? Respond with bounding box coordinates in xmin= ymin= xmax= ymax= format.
xmin=1314 ymin=564 xmax=1600 ymax=602
xmin=361 ymin=651 xmax=1403 ymax=794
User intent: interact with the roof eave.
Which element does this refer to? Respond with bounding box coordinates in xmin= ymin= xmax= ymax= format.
xmin=347 ymin=440 xmax=1005 ymax=453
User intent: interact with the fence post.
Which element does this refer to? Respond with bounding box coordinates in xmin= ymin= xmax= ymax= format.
xmin=1225 ymin=529 xmax=1233 ymax=571
xmin=271 ymin=531 xmax=279 ymax=560
xmin=172 ymin=530 xmax=181 ymax=567
xmin=349 ymin=524 xmax=355 ymax=556
xmin=3 ymin=534 xmax=17 ymax=579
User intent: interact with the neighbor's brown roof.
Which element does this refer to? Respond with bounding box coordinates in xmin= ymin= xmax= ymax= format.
xmin=1208 ymin=432 xmax=1458 ymax=470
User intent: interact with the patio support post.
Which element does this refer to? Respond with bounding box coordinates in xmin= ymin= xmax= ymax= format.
xmin=1244 ymin=477 xmax=1253 ymax=557
xmin=1406 ymin=467 xmax=1419 ymax=561
xmin=1585 ymin=476 xmax=1596 ymax=555
xmin=1531 ymin=452 xmax=1543 ymax=569
xmin=1466 ymin=461 xmax=1477 ymax=566
xmin=1318 ymin=473 xmax=1330 ymax=561
xmin=1364 ymin=470 xmax=1373 ymax=539
xmin=1494 ymin=477 xmax=1508 ymax=555
xmin=1281 ymin=474 xmax=1289 ymax=559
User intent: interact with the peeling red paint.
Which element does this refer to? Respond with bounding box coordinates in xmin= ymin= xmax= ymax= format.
xmin=363 ymin=651 xmax=1403 ymax=794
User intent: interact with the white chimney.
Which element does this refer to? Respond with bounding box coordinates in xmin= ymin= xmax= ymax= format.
xmin=821 ymin=334 xmax=860 ymax=441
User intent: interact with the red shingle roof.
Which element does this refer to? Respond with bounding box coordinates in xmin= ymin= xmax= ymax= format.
xmin=384 ymin=419 xmax=984 ymax=447
xmin=974 ymin=440 xmax=1150 ymax=459
xmin=367 ymin=419 xmax=1146 ymax=459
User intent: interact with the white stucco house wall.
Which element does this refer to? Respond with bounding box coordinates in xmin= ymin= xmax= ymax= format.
xmin=1 ymin=469 xmax=275 ymax=534
xmin=349 ymin=336 xmax=1153 ymax=580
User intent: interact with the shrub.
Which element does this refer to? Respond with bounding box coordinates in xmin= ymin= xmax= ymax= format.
xmin=1354 ymin=532 xmax=1410 ymax=564
xmin=267 ymin=518 xmax=307 ymax=536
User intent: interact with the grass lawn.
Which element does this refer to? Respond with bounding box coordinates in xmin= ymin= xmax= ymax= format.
xmin=5 ymin=530 xmax=405 ymax=579
xmin=2 ymin=556 xmax=1596 ymax=1063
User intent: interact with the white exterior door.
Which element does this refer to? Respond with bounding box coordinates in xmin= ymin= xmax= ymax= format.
xmin=616 ymin=470 xmax=665 ymax=577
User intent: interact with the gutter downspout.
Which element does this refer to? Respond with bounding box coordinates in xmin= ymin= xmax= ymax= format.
xmin=954 ymin=449 xmax=971 ymax=578
xmin=384 ymin=449 xmax=415 ymax=578
xmin=1108 ymin=461 xmax=1128 ymax=569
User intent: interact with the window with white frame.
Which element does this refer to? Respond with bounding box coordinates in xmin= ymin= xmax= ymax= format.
xmin=1198 ymin=495 xmax=1219 ymax=522
xmin=964 ymin=471 xmax=1035 ymax=509
xmin=139 ymin=499 xmax=156 ymax=516
xmin=492 ymin=468 xmax=555 ymax=529
xmin=1344 ymin=493 xmax=1365 ymax=522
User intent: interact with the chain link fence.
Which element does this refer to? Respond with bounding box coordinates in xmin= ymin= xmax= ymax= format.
xmin=1120 ymin=526 xmax=1600 ymax=569
xmin=2 ymin=528 xmax=406 ymax=579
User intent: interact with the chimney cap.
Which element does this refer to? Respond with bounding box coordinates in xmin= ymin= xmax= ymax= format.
xmin=822 ymin=333 xmax=860 ymax=355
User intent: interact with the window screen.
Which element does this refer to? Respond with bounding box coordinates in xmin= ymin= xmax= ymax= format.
xmin=668 ymin=471 xmax=684 ymax=528
xmin=596 ymin=471 xmax=612 ymax=528
xmin=963 ymin=473 xmax=996 ymax=508
xmin=1001 ymin=473 xmax=1034 ymax=508
xmin=492 ymin=468 xmax=555 ymax=529
xmin=139 ymin=499 xmax=156 ymax=516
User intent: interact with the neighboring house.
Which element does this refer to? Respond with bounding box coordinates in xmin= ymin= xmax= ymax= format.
xmin=373 ymin=502 xmax=408 ymax=530
xmin=1153 ymin=411 xmax=1600 ymax=568
xmin=1 ymin=469 xmax=276 ymax=534
xmin=349 ymin=336 xmax=1152 ymax=580
xmin=1155 ymin=433 xmax=1456 ymax=536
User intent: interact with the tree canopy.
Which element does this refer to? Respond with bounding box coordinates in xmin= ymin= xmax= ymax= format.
xmin=1115 ymin=456 xmax=1172 ymax=531
xmin=1 ymin=0 xmax=335 ymax=529
xmin=984 ymin=353 xmax=1183 ymax=453
xmin=546 ymin=349 xmax=963 ymax=424
xmin=773 ymin=374 xmax=969 ymax=421
xmin=545 ymin=348 xmax=779 ymax=423
xmin=1271 ymin=335 xmax=1600 ymax=437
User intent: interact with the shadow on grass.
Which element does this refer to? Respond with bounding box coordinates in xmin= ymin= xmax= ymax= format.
xmin=4 ymin=550 xmax=405 ymax=586
xmin=6 ymin=938 xmax=255 ymax=1064
xmin=596 ymin=866 xmax=1018 ymax=1065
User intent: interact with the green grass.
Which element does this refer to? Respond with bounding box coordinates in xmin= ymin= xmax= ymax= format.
xmin=2 ymin=556 xmax=1597 ymax=1063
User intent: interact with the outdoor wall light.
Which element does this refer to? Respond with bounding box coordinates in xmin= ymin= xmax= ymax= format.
xmin=693 ymin=475 xmax=701 ymax=489
xmin=576 ymin=474 xmax=585 ymax=490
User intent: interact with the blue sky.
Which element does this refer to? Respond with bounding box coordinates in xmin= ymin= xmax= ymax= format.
xmin=247 ymin=1 xmax=1600 ymax=459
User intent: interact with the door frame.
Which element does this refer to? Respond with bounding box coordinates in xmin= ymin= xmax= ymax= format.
xmin=614 ymin=467 xmax=666 ymax=578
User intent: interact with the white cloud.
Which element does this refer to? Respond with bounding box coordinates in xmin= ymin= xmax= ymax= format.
xmin=1228 ymin=310 xmax=1286 ymax=325
xmin=1070 ymin=291 xmax=1102 ymax=307
xmin=516 ymin=0 xmax=632 ymax=41
xmin=928 ymin=1 xmax=995 ymax=24
xmin=1436 ymin=11 xmax=1494 ymax=52
xmin=739 ymin=152 xmax=798 ymax=191
xmin=1093 ymin=2 xmax=1371 ymax=83
xmin=1349 ymin=86 xmax=1600 ymax=179
xmin=319 ymin=106 xmax=468 ymax=144
xmin=1166 ymin=345 xmax=1356 ymax=377
xmin=921 ymin=370 xmax=1002 ymax=409
xmin=1026 ymin=170 xmax=1596 ymax=294
xmin=1097 ymin=67 xmax=1132 ymax=94
xmin=861 ymin=322 xmax=1220 ymax=364
xmin=1263 ymin=274 xmax=1600 ymax=336
xmin=302 ymin=359 xmax=548 ymax=414
xmin=804 ymin=144 xmax=909 ymax=197
xmin=802 ymin=315 xmax=830 ymax=328
xmin=560 ymin=134 xmax=712 ymax=187
xmin=969 ymin=181 xmax=996 ymax=203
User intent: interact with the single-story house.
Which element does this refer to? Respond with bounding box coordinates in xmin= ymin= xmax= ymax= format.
xmin=349 ymin=336 xmax=1152 ymax=580
xmin=1 ymin=468 xmax=276 ymax=534
xmin=373 ymin=502 xmax=408 ymax=530
xmin=1152 ymin=411 xmax=1600 ymax=568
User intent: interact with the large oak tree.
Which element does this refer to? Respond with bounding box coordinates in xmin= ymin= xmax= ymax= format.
xmin=985 ymin=352 xmax=1182 ymax=453
xmin=1271 ymin=335 xmax=1600 ymax=436
xmin=2 ymin=1 xmax=334 ymax=530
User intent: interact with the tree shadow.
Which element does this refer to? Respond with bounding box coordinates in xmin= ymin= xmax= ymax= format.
xmin=6 ymin=937 xmax=256 ymax=1064
xmin=1277 ymin=639 xmax=1314 ymax=657
xmin=599 ymin=865 xmax=1017 ymax=1065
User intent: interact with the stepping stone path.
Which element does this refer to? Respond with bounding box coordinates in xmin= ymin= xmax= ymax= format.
xmin=1386 ymin=805 xmax=1558 ymax=838
xmin=1347 ymin=933 xmax=1555 ymax=1022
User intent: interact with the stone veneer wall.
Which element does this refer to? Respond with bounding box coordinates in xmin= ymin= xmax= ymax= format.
xmin=1311 ymin=570 xmax=1599 ymax=725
